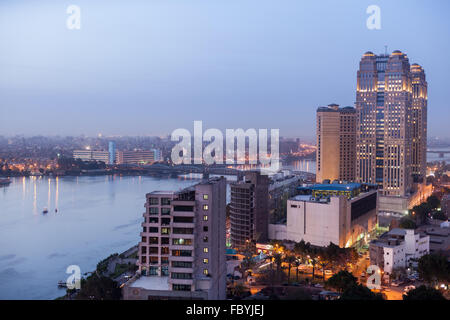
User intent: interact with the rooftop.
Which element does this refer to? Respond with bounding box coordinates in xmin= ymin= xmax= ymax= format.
xmin=298 ymin=182 xmax=362 ymax=192
xmin=129 ymin=276 xmax=170 ymax=291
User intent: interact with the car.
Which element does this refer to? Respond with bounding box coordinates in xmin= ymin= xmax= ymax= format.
xmin=404 ymin=285 xmax=416 ymax=293
xmin=324 ymin=270 xmax=333 ymax=275
xmin=391 ymin=282 xmax=400 ymax=287
xmin=314 ymin=283 xmax=324 ymax=288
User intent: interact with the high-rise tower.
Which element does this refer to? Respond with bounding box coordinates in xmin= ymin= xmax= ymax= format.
xmin=355 ymin=50 xmax=426 ymax=197
xmin=316 ymin=104 xmax=357 ymax=184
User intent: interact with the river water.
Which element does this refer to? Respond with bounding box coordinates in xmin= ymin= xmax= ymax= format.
xmin=0 ymin=175 xmax=199 ymax=299
xmin=0 ymin=160 xmax=318 ymax=299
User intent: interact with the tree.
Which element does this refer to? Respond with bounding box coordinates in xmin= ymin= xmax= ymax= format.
xmin=432 ymin=210 xmax=447 ymax=221
xmin=399 ymin=217 xmax=417 ymax=230
xmin=340 ymin=284 xmax=384 ymax=300
xmin=427 ymin=195 xmax=441 ymax=210
xmin=75 ymin=275 xmax=121 ymax=300
xmin=293 ymin=259 xmax=301 ymax=283
xmin=403 ymin=285 xmax=445 ymax=300
xmin=284 ymin=254 xmax=296 ymax=284
xmin=418 ymin=253 xmax=450 ymax=285
xmin=325 ymin=270 xmax=358 ymax=293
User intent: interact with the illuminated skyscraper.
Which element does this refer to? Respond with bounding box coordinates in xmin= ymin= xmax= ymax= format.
xmin=410 ymin=64 xmax=428 ymax=181
xmin=108 ymin=141 xmax=116 ymax=164
xmin=356 ymin=50 xmax=427 ymax=197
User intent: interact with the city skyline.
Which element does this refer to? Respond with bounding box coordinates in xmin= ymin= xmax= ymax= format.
xmin=1 ymin=1 xmax=450 ymax=138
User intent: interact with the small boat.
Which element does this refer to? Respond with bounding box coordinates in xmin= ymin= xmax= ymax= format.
xmin=57 ymin=280 xmax=67 ymax=288
xmin=42 ymin=207 xmax=48 ymax=214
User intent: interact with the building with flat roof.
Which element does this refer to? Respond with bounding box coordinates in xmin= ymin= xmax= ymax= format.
xmin=316 ymin=104 xmax=356 ymax=184
xmin=269 ymin=183 xmax=378 ymax=248
xmin=230 ymin=171 xmax=269 ymax=248
xmin=122 ymin=177 xmax=227 ymax=300
xmin=369 ymin=228 xmax=429 ymax=275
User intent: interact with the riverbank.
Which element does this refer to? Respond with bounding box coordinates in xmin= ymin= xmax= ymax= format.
xmin=56 ymin=245 xmax=139 ymax=300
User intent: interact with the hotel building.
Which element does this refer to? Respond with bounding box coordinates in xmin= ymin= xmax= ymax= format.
xmin=316 ymin=104 xmax=357 ymax=184
xmin=123 ymin=177 xmax=227 ymax=300
xmin=355 ymin=50 xmax=427 ymax=197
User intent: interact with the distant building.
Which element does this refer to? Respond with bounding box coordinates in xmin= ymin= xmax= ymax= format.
xmin=108 ymin=141 xmax=116 ymax=164
xmin=116 ymin=150 xmax=157 ymax=165
xmin=269 ymin=183 xmax=378 ymax=248
xmin=316 ymin=104 xmax=356 ymax=184
xmin=73 ymin=149 xmax=110 ymax=164
xmin=122 ymin=177 xmax=227 ymax=300
xmin=369 ymin=228 xmax=429 ymax=275
xmin=230 ymin=171 xmax=269 ymax=248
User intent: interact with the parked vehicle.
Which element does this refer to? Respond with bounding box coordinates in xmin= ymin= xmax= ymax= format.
xmin=404 ymin=285 xmax=416 ymax=293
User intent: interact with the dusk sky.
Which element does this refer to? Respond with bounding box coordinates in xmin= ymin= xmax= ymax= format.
xmin=1 ymin=0 xmax=449 ymax=139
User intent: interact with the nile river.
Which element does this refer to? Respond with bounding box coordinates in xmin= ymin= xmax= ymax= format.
xmin=0 ymin=175 xmax=199 ymax=299
xmin=0 ymin=160 xmax=317 ymax=299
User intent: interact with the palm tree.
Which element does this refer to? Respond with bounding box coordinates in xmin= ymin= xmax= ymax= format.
xmin=285 ymin=255 xmax=296 ymax=284
xmin=273 ymin=253 xmax=283 ymax=281
xmin=294 ymin=259 xmax=301 ymax=283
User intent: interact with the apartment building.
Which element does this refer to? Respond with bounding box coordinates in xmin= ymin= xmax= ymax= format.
xmin=230 ymin=171 xmax=269 ymax=248
xmin=123 ymin=177 xmax=227 ymax=300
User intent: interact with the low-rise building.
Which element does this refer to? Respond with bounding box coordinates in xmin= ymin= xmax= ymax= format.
xmin=269 ymin=183 xmax=378 ymax=248
xmin=369 ymin=228 xmax=430 ymax=275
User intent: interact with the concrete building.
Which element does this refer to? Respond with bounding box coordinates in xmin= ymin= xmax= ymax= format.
xmin=116 ymin=150 xmax=156 ymax=165
xmin=73 ymin=149 xmax=110 ymax=164
xmin=269 ymin=183 xmax=378 ymax=248
xmin=230 ymin=171 xmax=269 ymax=248
xmin=123 ymin=177 xmax=227 ymax=300
xmin=355 ymin=50 xmax=427 ymax=197
xmin=316 ymin=104 xmax=356 ymax=184
xmin=370 ymin=228 xmax=429 ymax=275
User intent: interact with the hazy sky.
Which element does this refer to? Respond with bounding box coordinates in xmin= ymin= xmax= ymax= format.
xmin=1 ymin=0 xmax=449 ymax=139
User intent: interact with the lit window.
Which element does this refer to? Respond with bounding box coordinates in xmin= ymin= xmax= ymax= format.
xmin=203 ymin=269 xmax=209 ymax=275
xmin=203 ymin=194 xmax=208 ymax=200
xmin=203 ymin=258 xmax=208 ymax=264
xmin=203 ymin=247 xmax=208 ymax=253
xmin=203 ymin=215 xmax=208 ymax=221
xmin=203 ymin=204 xmax=208 ymax=211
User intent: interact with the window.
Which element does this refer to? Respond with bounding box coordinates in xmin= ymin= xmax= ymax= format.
xmin=172 ymin=261 xmax=192 ymax=268
xmin=149 ymin=247 xmax=158 ymax=254
xmin=173 ymin=228 xmax=194 ymax=235
xmin=161 ymin=198 xmax=171 ymax=206
xmin=149 ymin=237 xmax=158 ymax=244
xmin=173 ymin=216 xmax=193 ymax=223
xmin=203 ymin=194 xmax=209 ymax=200
xmin=149 ymin=197 xmax=159 ymax=205
xmin=203 ymin=226 xmax=208 ymax=232
xmin=203 ymin=269 xmax=209 ymax=276
xmin=161 ymin=237 xmax=169 ymax=245
xmin=203 ymin=258 xmax=208 ymax=264
xmin=172 ymin=238 xmax=193 ymax=246
xmin=171 ymin=272 xmax=192 ymax=279
xmin=203 ymin=204 xmax=209 ymax=211
xmin=149 ymin=217 xmax=158 ymax=223
xmin=173 ymin=284 xmax=191 ymax=291
xmin=161 ymin=208 xmax=171 ymax=215
xmin=203 ymin=247 xmax=208 ymax=253
xmin=161 ymin=247 xmax=169 ymax=255
xmin=203 ymin=215 xmax=208 ymax=221
xmin=161 ymin=227 xmax=170 ymax=235
xmin=172 ymin=250 xmax=192 ymax=257
xmin=203 ymin=236 xmax=208 ymax=243
xmin=161 ymin=218 xmax=171 ymax=225
xmin=149 ymin=207 xmax=159 ymax=215
xmin=149 ymin=227 xmax=158 ymax=233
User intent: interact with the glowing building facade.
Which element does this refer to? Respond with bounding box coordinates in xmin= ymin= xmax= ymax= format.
xmin=355 ymin=50 xmax=427 ymax=197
